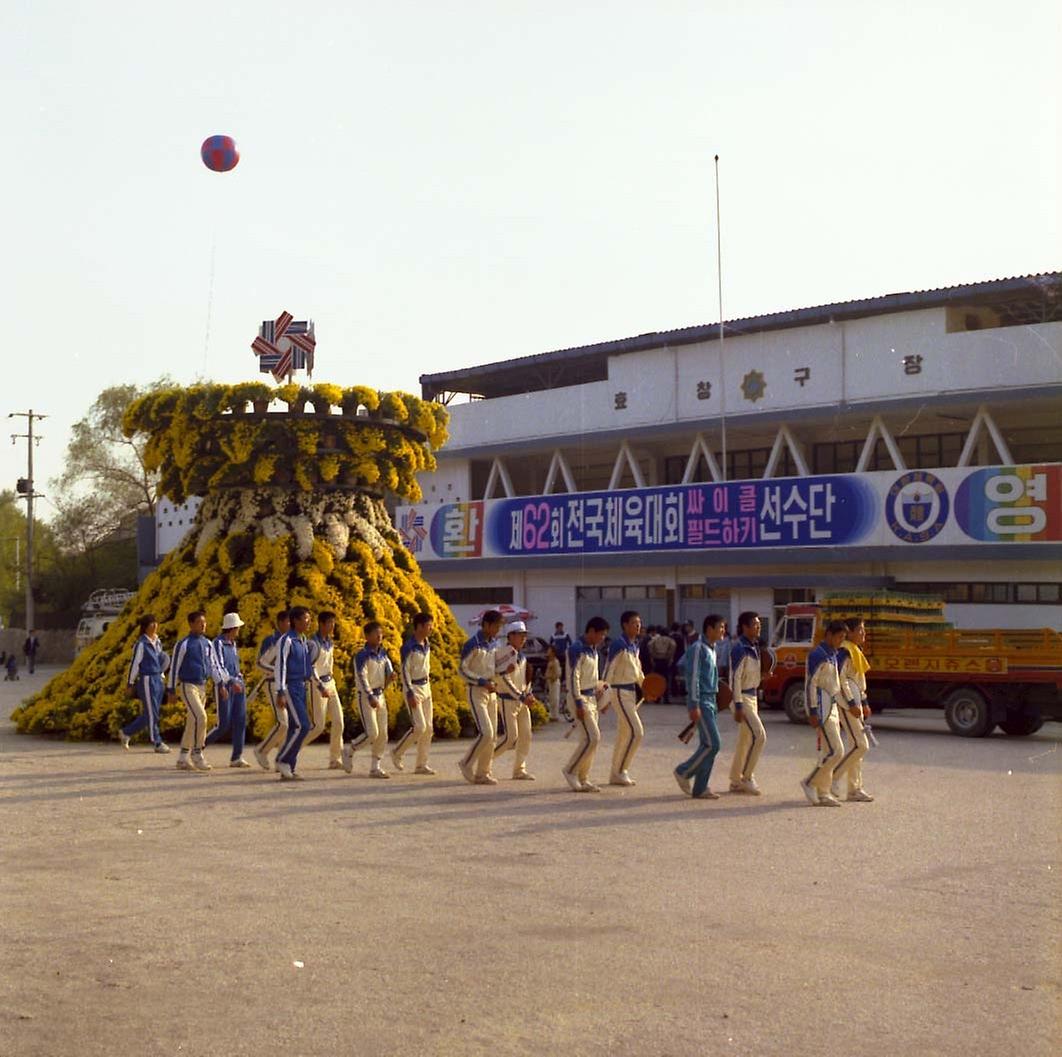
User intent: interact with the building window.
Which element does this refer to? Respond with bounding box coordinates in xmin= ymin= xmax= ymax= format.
xmin=901 ymin=582 xmax=1060 ymax=605
xmin=436 ymin=587 xmax=514 ymax=605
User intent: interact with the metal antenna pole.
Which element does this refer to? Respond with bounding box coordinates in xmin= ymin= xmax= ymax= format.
xmin=715 ymin=155 xmax=727 ymax=482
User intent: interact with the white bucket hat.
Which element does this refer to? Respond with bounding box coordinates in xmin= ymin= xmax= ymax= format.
xmin=221 ymin=613 xmax=245 ymax=630
xmin=506 ymin=620 xmax=527 ymax=634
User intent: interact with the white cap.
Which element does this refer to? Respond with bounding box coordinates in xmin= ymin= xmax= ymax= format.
xmin=221 ymin=613 xmax=245 ymax=630
xmin=506 ymin=620 xmax=527 ymax=634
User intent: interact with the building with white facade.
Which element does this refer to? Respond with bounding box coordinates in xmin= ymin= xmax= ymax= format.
xmin=396 ymin=273 xmax=1062 ymax=637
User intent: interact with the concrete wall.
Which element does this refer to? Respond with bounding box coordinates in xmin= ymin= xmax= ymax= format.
xmin=0 ymin=628 xmax=77 ymax=666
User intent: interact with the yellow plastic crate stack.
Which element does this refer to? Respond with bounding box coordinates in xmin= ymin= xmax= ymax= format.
xmin=819 ymin=590 xmax=953 ymax=633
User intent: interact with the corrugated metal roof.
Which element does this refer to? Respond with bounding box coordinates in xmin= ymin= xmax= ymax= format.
xmin=421 ymin=271 xmax=1062 ymax=400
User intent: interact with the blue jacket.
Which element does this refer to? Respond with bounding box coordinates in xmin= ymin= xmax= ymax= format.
xmin=168 ymin=633 xmax=218 ymax=690
xmin=212 ymin=636 xmax=243 ymax=686
xmin=275 ymin=631 xmax=312 ymax=694
xmin=682 ymin=635 xmax=719 ymax=707
xmin=127 ymin=635 xmax=168 ymax=686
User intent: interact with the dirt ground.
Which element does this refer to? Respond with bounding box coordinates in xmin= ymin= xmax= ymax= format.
xmin=1 ymin=666 xmax=1059 ymax=1057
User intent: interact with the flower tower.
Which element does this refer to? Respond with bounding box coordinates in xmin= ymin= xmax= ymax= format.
xmin=14 ymin=380 xmax=498 ymax=741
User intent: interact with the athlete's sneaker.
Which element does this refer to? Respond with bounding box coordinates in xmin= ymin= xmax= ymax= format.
xmin=800 ymin=779 xmax=819 ymax=805
xmin=474 ymin=774 xmax=498 ymax=785
xmin=328 ymin=759 xmax=344 ymax=770
xmin=229 ymin=758 xmax=252 ymax=769
xmin=277 ymin=762 xmax=294 ymax=780
xmin=729 ymin=781 xmax=744 ymax=793
xmin=831 ymin=782 xmax=842 ymax=800
xmin=154 ymin=742 xmax=171 ymax=754
xmin=414 ymin=765 xmax=436 ymax=775
xmin=816 ymin=792 xmax=843 ymax=807
xmin=253 ymin=745 xmax=270 ymax=771
xmin=176 ymin=755 xmax=193 ymax=771
xmin=847 ymin=788 xmax=875 ymax=802
xmin=512 ymin=771 xmax=536 ymax=780
xmin=289 ymin=771 xmax=306 ymax=781
xmin=458 ymin=760 xmax=475 ymax=784
xmin=692 ymin=789 xmax=720 ymax=800
xmin=674 ymin=770 xmax=692 ymax=796
xmin=390 ymin=751 xmax=405 ymax=772
xmin=563 ymin=770 xmax=583 ymax=792
xmin=369 ymin=767 xmax=390 ymax=779
xmin=190 ymin=752 xmax=212 ymax=772
xmin=341 ymin=744 xmax=354 ymax=775
xmin=581 ymin=781 xmax=602 ymax=793
xmin=740 ymin=778 xmax=762 ymax=796
xmin=609 ymin=772 xmax=635 ymax=787
xmin=118 ymin=731 xmax=131 ymax=750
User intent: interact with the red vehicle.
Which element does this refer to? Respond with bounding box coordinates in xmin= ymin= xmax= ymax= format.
xmin=762 ymin=593 xmax=1062 ymax=737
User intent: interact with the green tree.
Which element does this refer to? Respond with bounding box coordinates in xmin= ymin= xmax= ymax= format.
xmin=53 ymin=379 xmax=173 ymax=543
xmin=0 ymin=491 xmax=27 ymax=626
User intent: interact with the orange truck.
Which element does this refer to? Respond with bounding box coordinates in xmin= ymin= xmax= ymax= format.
xmin=762 ymin=591 xmax=1062 ymax=737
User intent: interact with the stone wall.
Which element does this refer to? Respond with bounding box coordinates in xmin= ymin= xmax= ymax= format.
xmin=0 ymin=628 xmax=77 ymax=667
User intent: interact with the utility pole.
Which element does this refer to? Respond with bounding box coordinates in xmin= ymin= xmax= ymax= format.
xmin=9 ymin=410 xmax=46 ymax=633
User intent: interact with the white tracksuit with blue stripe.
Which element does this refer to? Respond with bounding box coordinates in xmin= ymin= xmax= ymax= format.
xmin=350 ymin=645 xmax=394 ymax=766
xmin=564 ymin=638 xmax=603 ymax=785
xmin=459 ymin=630 xmax=498 ymax=780
xmin=804 ymin=642 xmax=844 ymax=796
xmin=602 ymin=635 xmax=645 ymax=781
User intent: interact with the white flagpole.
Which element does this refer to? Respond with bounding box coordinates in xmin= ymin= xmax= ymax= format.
xmin=715 ymin=154 xmax=727 ymax=483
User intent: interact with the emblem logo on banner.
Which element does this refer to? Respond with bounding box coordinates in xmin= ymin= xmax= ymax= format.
xmin=886 ymin=471 xmax=950 ymax=543
xmin=398 ymin=507 xmax=427 ymax=553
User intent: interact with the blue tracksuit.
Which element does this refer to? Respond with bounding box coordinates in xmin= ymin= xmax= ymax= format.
xmin=275 ymin=630 xmax=312 ymax=771
xmin=676 ymin=634 xmax=721 ymax=797
xmin=205 ymin=636 xmax=247 ymax=760
xmin=121 ymin=634 xmax=169 ymax=746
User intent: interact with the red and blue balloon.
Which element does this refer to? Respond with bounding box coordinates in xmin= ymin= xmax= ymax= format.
xmin=200 ymin=135 xmax=239 ymax=172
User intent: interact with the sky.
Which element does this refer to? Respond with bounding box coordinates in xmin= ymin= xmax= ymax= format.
xmin=2 ymin=0 xmax=1059 ymax=513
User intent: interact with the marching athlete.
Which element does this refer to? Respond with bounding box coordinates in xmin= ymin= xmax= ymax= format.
xmin=562 ymin=616 xmax=610 ymax=793
xmin=800 ymin=620 xmax=848 ymax=807
xmin=119 ymin=614 xmax=170 ymax=753
xmin=253 ymin=610 xmax=290 ymax=771
xmin=392 ymin=612 xmax=436 ymax=775
xmin=457 ymin=610 xmax=503 ymax=784
xmin=167 ymin=610 xmax=222 ymax=772
xmin=603 ymin=610 xmax=646 ymax=787
xmin=674 ymin=614 xmax=726 ymax=799
xmin=204 ymin=612 xmax=251 ymax=768
xmin=832 ymin=617 xmax=874 ymax=802
xmin=493 ymin=621 xmax=536 ymax=780
xmin=275 ymin=605 xmax=316 ymax=781
xmin=728 ymin=611 xmax=766 ymax=795
xmin=342 ymin=621 xmax=395 ymax=778
xmin=304 ymin=611 xmax=345 ymax=769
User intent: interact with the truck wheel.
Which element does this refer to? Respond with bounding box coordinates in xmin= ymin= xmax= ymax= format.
xmin=999 ymin=711 xmax=1044 ymax=737
xmin=943 ymin=688 xmax=993 ymax=737
xmin=783 ymin=683 xmax=807 ymax=725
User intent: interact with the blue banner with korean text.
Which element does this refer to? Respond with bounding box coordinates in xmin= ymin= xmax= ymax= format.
xmin=486 ymin=477 xmax=877 ymax=556
xmin=395 ymin=464 xmax=1062 ymax=561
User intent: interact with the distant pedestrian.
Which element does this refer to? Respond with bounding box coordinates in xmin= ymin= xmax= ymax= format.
xmin=544 ymin=646 xmax=563 ymax=720
xmin=5 ymin=653 xmax=19 ymax=681
xmin=549 ymin=622 xmax=572 ymax=676
xmin=648 ymin=627 xmax=676 ymax=703
xmin=24 ymin=630 xmax=40 ymax=674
